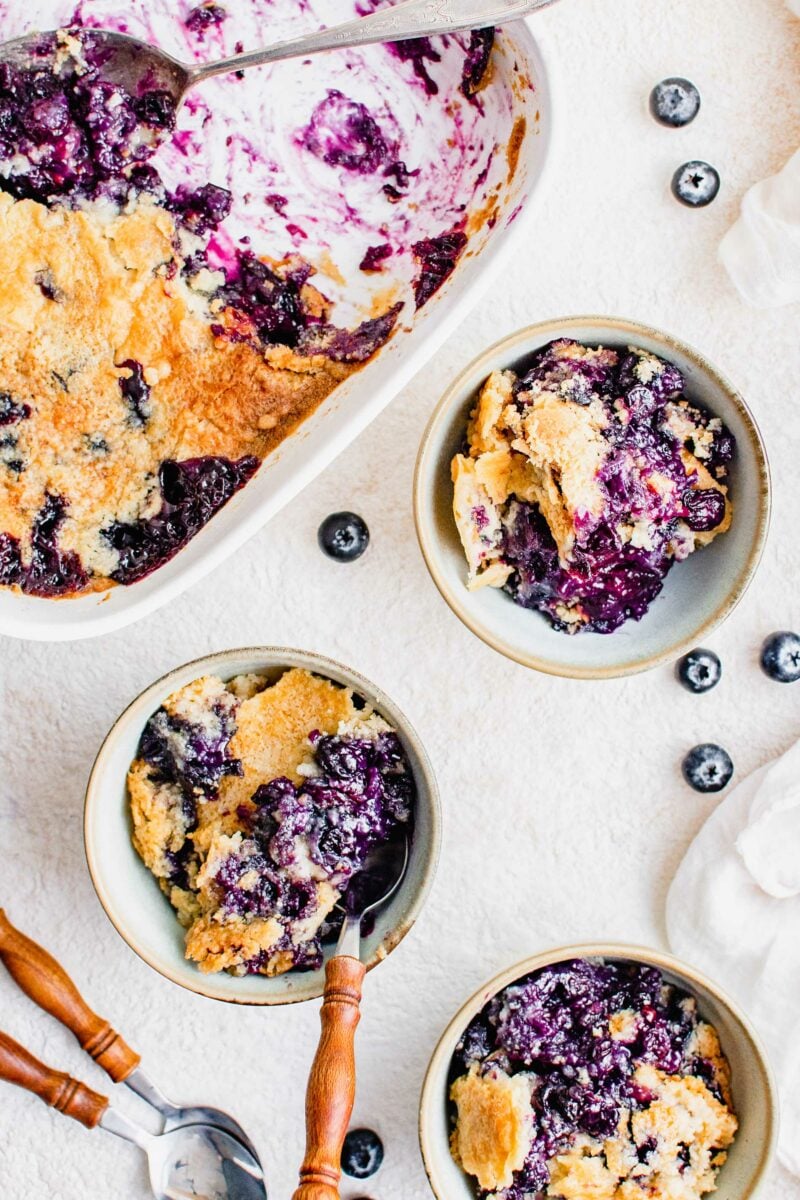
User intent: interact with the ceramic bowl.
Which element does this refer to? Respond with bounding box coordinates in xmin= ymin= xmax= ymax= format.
xmin=419 ymin=943 xmax=779 ymax=1200
xmin=414 ymin=317 xmax=771 ymax=679
xmin=84 ymin=647 xmax=440 ymax=1005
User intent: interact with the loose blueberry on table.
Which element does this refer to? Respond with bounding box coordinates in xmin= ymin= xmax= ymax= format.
xmin=672 ymin=161 xmax=721 ymax=207
xmin=677 ymin=648 xmax=722 ymax=694
xmin=760 ymin=630 xmax=800 ymax=683
xmin=128 ymin=669 xmax=414 ymax=977
xmin=318 ymin=513 xmax=371 ymax=562
xmin=449 ymin=958 xmax=737 ymax=1200
xmin=341 ymin=1128 xmax=384 ymax=1179
xmin=452 ymin=340 xmax=734 ymax=634
xmin=682 ymin=743 xmax=734 ymax=793
xmin=649 ymin=77 xmax=701 ymax=127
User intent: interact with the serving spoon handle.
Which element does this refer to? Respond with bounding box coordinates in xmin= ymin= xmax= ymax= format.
xmin=188 ymin=0 xmax=557 ymax=88
xmin=0 ymin=1029 xmax=109 ymax=1128
xmin=292 ymin=955 xmax=367 ymax=1200
xmin=0 ymin=908 xmax=141 ymax=1083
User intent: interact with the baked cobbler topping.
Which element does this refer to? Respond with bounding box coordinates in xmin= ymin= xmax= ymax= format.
xmin=449 ymin=959 xmax=737 ymax=1200
xmin=128 ymin=668 xmax=414 ymax=977
xmin=452 ymin=339 xmax=735 ymax=634
xmin=0 ymin=7 xmax=500 ymax=597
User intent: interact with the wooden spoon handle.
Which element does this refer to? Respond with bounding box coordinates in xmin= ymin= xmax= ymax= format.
xmin=0 ymin=909 xmax=140 ymax=1083
xmin=292 ymin=955 xmax=367 ymax=1200
xmin=0 ymin=1030 xmax=109 ymax=1128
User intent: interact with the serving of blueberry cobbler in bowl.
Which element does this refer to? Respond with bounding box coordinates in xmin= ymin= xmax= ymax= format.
xmin=84 ymin=647 xmax=439 ymax=1003
xmin=414 ymin=318 xmax=770 ymax=678
xmin=0 ymin=0 xmax=552 ymax=641
xmin=420 ymin=945 xmax=778 ymax=1200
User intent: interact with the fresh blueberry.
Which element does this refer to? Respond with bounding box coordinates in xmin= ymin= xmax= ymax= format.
xmin=682 ymin=744 xmax=734 ymax=793
xmin=672 ymin=161 xmax=720 ymax=207
xmin=318 ymin=512 xmax=370 ymax=562
xmin=649 ymin=78 xmax=701 ymax=127
xmin=760 ymin=631 xmax=800 ymax=683
xmin=341 ymin=1128 xmax=384 ymax=1179
xmin=677 ymin=649 xmax=721 ymax=694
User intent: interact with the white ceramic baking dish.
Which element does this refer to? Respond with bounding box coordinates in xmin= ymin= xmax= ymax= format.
xmin=0 ymin=18 xmax=557 ymax=641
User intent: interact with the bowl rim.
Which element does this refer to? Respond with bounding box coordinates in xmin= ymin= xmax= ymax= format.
xmin=413 ymin=315 xmax=772 ymax=680
xmin=83 ymin=645 xmax=441 ymax=1006
xmin=418 ymin=940 xmax=780 ymax=1200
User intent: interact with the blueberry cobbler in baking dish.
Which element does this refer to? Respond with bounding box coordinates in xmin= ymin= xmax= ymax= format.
xmin=449 ymin=959 xmax=737 ymax=1200
xmin=452 ymin=341 xmax=735 ymax=634
xmin=128 ymin=668 xmax=414 ymax=976
xmin=0 ymin=1 xmax=512 ymax=598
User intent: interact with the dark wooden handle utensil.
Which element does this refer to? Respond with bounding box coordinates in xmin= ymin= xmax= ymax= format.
xmin=0 ymin=1029 xmax=108 ymax=1128
xmin=292 ymin=955 xmax=367 ymax=1200
xmin=0 ymin=909 xmax=140 ymax=1082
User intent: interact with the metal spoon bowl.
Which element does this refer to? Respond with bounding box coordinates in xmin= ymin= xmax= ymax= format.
xmin=0 ymin=0 xmax=557 ymax=111
xmin=102 ymin=1110 xmax=267 ymax=1200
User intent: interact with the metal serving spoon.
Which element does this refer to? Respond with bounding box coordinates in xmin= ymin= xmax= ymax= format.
xmin=292 ymin=835 xmax=409 ymax=1200
xmin=0 ymin=910 xmax=259 ymax=1161
xmin=0 ymin=1030 xmax=266 ymax=1200
xmin=0 ymin=0 xmax=557 ymax=110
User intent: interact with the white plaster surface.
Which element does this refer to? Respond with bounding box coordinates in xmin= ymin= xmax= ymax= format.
xmin=1 ymin=0 xmax=799 ymax=1197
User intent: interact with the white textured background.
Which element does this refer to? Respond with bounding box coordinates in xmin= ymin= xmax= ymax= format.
xmin=1 ymin=0 xmax=799 ymax=1197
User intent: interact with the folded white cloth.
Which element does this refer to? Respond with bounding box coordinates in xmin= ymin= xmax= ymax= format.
xmin=666 ymin=738 xmax=800 ymax=1177
xmin=719 ymin=0 xmax=800 ymax=305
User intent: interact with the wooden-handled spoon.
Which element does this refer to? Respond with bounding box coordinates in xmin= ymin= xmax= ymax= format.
xmin=0 ymin=908 xmax=260 ymax=1160
xmin=0 ymin=1029 xmax=266 ymax=1200
xmin=292 ymin=837 xmax=409 ymax=1200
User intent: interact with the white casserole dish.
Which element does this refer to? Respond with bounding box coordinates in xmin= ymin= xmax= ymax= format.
xmin=0 ymin=14 xmax=557 ymax=641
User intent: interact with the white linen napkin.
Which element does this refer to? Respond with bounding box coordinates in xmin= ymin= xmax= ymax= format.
xmin=666 ymin=738 xmax=800 ymax=1176
xmin=718 ymin=0 xmax=800 ymax=306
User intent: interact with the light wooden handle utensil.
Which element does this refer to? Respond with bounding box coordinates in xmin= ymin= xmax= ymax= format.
xmin=0 ymin=909 xmax=140 ymax=1082
xmin=292 ymin=955 xmax=367 ymax=1200
xmin=0 ymin=1029 xmax=109 ymax=1128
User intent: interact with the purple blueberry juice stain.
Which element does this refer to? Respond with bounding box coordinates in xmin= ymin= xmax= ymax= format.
xmin=452 ymin=959 xmax=730 ymax=1200
xmin=105 ymin=455 xmax=259 ymax=584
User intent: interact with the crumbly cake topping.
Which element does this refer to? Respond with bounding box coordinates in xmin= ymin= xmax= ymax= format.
xmin=451 ymin=1065 xmax=535 ymax=1192
xmin=128 ymin=668 xmax=414 ymax=977
xmin=451 ymin=339 xmax=735 ymax=635
xmin=449 ymin=959 xmax=737 ymax=1200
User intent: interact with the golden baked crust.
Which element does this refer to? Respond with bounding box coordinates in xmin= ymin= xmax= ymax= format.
xmin=0 ymin=193 xmax=355 ymax=590
xmin=450 ymin=1065 xmax=533 ymax=1193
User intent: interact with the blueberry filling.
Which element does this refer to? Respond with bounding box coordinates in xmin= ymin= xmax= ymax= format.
xmin=185 ymin=4 xmax=228 ymax=36
xmin=458 ymin=341 xmax=734 ymax=635
xmin=301 ymin=90 xmax=390 ymax=175
xmin=138 ymin=698 xmax=242 ymax=799
xmin=462 ymin=29 xmax=495 ymax=98
xmin=0 ymin=492 xmax=88 ymax=597
xmin=412 ymin=227 xmax=468 ymax=309
xmin=451 ymin=959 xmax=733 ymax=1200
xmin=105 ymin=455 xmax=259 ymax=585
xmin=0 ymin=392 xmax=31 ymax=426
xmin=360 ymin=243 xmax=393 ymax=272
xmin=0 ymin=32 xmax=176 ymax=206
xmin=117 ymin=360 xmax=152 ymax=428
